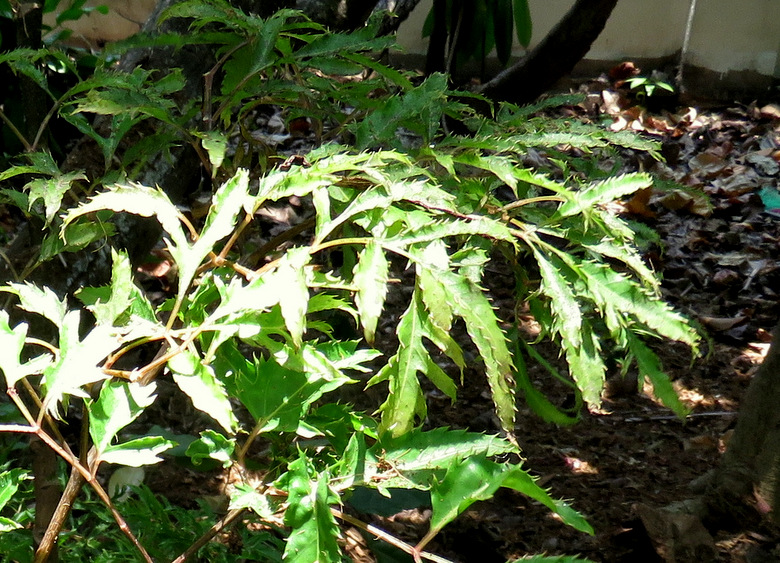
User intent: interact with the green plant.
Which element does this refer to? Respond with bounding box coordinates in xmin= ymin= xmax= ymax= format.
xmin=423 ymin=0 xmax=533 ymax=74
xmin=625 ymin=74 xmax=675 ymax=100
xmin=0 ymin=3 xmax=699 ymax=561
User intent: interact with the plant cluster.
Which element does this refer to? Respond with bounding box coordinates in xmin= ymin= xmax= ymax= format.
xmin=0 ymin=1 xmax=698 ymax=561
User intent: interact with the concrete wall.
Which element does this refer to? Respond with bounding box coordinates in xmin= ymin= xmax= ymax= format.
xmin=47 ymin=0 xmax=780 ymax=97
xmin=397 ymin=0 xmax=779 ymax=76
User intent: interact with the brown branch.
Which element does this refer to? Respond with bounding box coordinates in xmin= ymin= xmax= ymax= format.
xmin=171 ymin=508 xmax=246 ymax=563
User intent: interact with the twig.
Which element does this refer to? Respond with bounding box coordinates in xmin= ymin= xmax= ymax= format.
xmin=171 ymin=508 xmax=246 ymax=563
xmin=34 ymin=465 xmax=85 ymax=563
xmin=621 ymin=411 xmax=738 ymax=423
xmin=0 ymin=106 xmax=32 ymax=151
xmin=5 ymin=388 xmax=154 ymax=563
xmin=331 ymin=508 xmax=454 ymax=563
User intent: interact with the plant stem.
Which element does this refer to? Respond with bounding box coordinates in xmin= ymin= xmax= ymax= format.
xmin=171 ymin=507 xmax=246 ymax=563
xmin=34 ymin=465 xmax=85 ymax=563
xmin=331 ymin=508 xmax=454 ymax=563
xmin=6 ymin=388 xmax=154 ymax=563
xmin=0 ymin=106 xmax=32 ymax=151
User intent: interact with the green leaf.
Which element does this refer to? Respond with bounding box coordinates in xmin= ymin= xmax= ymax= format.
xmin=87 ymin=380 xmax=158 ymax=456
xmin=227 ymin=351 xmax=351 ymax=434
xmin=370 ymin=291 xmax=442 ymax=436
xmin=281 ymin=456 xmax=342 ymax=563
xmin=428 ymin=266 xmax=516 ymax=436
xmin=42 ymin=317 xmax=120 ymax=418
xmin=626 ymin=333 xmax=689 ymax=418
xmin=77 ymin=249 xmax=135 ymax=325
xmin=0 ymin=282 xmax=67 ymax=327
xmin=274 ymin=247 xmax=311 ymax=348
xmin=514 ymin=339 xmax=579 ymax=426
xmin=579 ymin=261 xmax=698 ymax=348
xmin=229 ymin=483 xmax=277 ymax=519
xmin=193 ymin=130 xmax=228 ymax=177
xmin=26 ymin=171 xmax=85 ymax=225
xmin=101 ymin=436 xmax=175 ymax=466
xmin=502 ymin=468 xmax=593 ymax=534
xmin=62 ymin=181 xmax=188 ymax=253
xmin=558 ymin=174 xmax=653 ymax=218
xmin=352 ymin=241 xmax=388 ymax=345
xmin=363 ymin=428 xmax=517 ymax=491
xmin=168 ymin=350 xmax=238 ymax=434
xmin=0 ymin=312 xmax=51 ymax=388
xmin=532 ymin=248 xmax=605 ymax=406
xmin=185 ymin=429 xmax=235 ymax=468
xmin=429 ymin=454 xmax=507 ymax=534
xmin=513 ymin=0 xmax=532 ymax=47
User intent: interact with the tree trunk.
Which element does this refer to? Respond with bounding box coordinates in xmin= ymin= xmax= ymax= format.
xmin=637 ymin=323 xmax=780 ymax=560
xmin=477 ymin=0 xmax=620 ymax=106
xmin=705 ymin=323 xmax=780 ymax=520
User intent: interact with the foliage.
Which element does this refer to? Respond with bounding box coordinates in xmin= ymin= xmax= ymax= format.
xmin=423 ymin=0 xmax=533 ymax=70
xmin=0 ymin=2 xmax=698 ymax=561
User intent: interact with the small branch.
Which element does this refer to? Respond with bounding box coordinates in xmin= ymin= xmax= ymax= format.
xmin=34 ymin=465 xmax=85 ymax=563
xmin=0 ymin=106 xmax=32 ymax=151
xmin=171 ymin=507 xmax=246 ymax=563
xmin=331 ymin=508 xmax=454 ymax=563
xmin=6 ymin=388 xmax=154 ymax=563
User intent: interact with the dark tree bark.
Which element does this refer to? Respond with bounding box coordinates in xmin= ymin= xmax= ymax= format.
xmin=477 ymin=0 xmax=620 ymax=106
xmin=637 ymin=323 xmax=780 ymax=560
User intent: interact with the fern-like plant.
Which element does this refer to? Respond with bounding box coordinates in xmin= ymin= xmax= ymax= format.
xmin=0 ymin=3 xmax=698 ymax=562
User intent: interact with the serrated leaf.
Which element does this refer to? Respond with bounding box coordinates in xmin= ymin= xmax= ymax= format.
xmin=363 ymin=428 xmax=517 ymax=491
xmin=169 ymin=350 xmax=238 ymax=433
xmin=533 ymin=249 xmax=606 ymax=406
xmin=62 ymin=182 xmax=187 ymax=252
xmin=229 ymin=483 xmax=277 ymax=519
xmin=579 ymin=261 xmax=698 ymax=348
xmin=78 ymin=249 xmax=135 ymax=325
xmin=26 ymin=172 xmax=85 ymax=225
xmin=558 ymin=174 xmax=652 ymax=218
xmin=429 ymin=266 xmax=516 ymax=435
xmin=370 ymin=292 xmax=436 ymax=437
xmin=502 ymin=468 xmax=593 ymax=534
xmin=87 ymin=380 xmax=158 ymax=456
xmin=228 ymin=351 xmax=351 ymax=433
xmin=42 ymin=315 xmax=119 ymax=418
xmin=627 ymin=333 xmax=689 ymax=417
xmin=282 ymin=456 xmax=342 ymax=563
xmin=185 ymin=429 xmax=235 ymax=467
xmin=100 ymin=436 xmax=174 ymax=466
xmin=514 ymin=340 xmax=579 ymax=426
xmin=429 ymin=454 xmax=506 ymax=534
xmin=274 ymin=247 xmax=311 ymax=348
xmin=352 ymin=241 xmax=388 ymax=344
xmin=0 ymin=312 xmax=51 ymax=388
xmin=584 ymin=239 xmax=660 ymax=291
xmin=1 ymin=282 xmax=67 ymax=327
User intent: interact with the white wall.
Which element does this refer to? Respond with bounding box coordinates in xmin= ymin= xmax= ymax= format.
xmin=47 ymin=0 xmax=780 ymax=79
xmin=395 ymin=0 xmax=780 ymax=77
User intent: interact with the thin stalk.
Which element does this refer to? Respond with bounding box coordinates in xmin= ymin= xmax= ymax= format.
xmin=6 ymin=388 xmax=153 ymax=563
xmin=332 ymin=508 xmax=454 ymax=563
xmin=0 ymin=106 xmax=32 ymax=151
xmin=171 ymin=508 xmax=246 ymax=563
xmin=34 ymin=466 xmax=85 ymax=563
